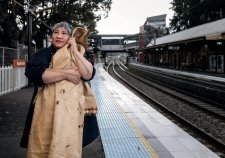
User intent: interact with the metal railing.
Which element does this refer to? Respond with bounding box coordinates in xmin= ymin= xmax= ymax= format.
xmin=0 ymin=66 xmax=28 ymax=96
xmin=0 ymin=44 xmax=31 ymax=67
xmin=0 ymin=44 xmax=32 ymax=96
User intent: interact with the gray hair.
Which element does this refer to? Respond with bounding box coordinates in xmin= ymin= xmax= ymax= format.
xmin=51 ymin=21 xmax=73 ymax=35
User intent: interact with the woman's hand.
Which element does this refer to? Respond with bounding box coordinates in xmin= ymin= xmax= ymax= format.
xmin=67 ymin=37 xmax=93 ymax=80
xmin=64 ymin=69 xmax=81 ymax=84
xmin=68 ymin=38 xmax=86 ymax=55
xmin=42 ymin=68 xmax=81 ymax=85
xmin=68 ymin=38 xmax=79 ymax=53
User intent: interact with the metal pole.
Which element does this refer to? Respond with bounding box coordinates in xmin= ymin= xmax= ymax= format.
xmin=27 ymin=7 xmax=32 ymax=86
xmin=28 ymin=11 xmax=32 ymax=62
xmin=153 ymin=33 xmax=156 ymax=45
xmin=2 ymin=48 xmax=4 ymax=67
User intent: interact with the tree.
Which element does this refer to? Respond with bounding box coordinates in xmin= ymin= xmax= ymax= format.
xmin=0 ymin=0 xmax=26 ymax=47
xmin=0 ymin=0 xmax=112 ymax=48
xmin=169 ymin=0 xmax=225 ymax=33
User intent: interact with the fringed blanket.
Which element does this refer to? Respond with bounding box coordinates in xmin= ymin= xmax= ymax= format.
xmin=27 ymin=27 xmax=97 ymax=158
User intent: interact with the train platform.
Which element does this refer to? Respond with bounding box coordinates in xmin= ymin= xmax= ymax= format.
xmin=0 ymin=62 xmax=221 ymax=158
xmin=91 ymin=63 xmax=220 ymax=158
xmin=130 ymin=63 xmax=225 ymax=83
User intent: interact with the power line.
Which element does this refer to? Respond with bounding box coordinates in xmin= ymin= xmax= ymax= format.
xmin=13 ymin=0 xmax=51 ymax=29
xmin=180 ymin=0 xmax=212 ymax=17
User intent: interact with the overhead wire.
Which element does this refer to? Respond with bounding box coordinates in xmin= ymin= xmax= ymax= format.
xmin=179 ymin=0 xmax=213 ymax=17
xmin=13 ymin=0 xmax=52 ymax=29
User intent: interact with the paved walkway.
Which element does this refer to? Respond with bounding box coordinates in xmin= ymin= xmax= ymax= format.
xmin=0 ymin=86 xmax=104 ymax=158
xmin=0 ymin=87 xmax=31 ymax=158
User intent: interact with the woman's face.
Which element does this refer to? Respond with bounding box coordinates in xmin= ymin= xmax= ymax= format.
xmin=51 ymin=27 xmax=70 ymax=49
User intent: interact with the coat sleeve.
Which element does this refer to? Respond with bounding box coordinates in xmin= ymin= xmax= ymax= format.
xmin=25 ymin=48 xmax=51 ymax=86
xmin=25 ymin=47 xmax=96 ymax=85
xmin=81 ymin=66 xmax=96 ymax=82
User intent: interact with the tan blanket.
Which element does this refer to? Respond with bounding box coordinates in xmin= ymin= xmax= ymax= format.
xmin=27 ymin=27 xmax=97 ymax=158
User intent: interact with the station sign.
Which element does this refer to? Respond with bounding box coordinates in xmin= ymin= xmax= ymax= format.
xmin=12 ymin=59 xmax=26 ymax=68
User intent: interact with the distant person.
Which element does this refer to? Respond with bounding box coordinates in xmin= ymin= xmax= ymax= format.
xmin=20 ymin=21 xmax=98 ymax=157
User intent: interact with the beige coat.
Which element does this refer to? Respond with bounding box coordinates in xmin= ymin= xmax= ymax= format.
xmin=27 ymin=28 xmax=97 ymax=158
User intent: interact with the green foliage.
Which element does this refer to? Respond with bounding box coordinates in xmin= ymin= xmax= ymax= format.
xmin=0 ymin=0 xmax=112 ymax=48
xmin=169 ymin=0 xmax=225 ymax=33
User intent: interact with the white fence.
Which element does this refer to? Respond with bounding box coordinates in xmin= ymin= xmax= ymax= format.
xmin=0 ymin=66 xmax=28 ymax=96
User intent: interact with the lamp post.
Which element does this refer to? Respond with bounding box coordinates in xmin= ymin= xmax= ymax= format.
xmin=27 ymin=1 xmax=32 ymax=86
xmin=27 ymin=1 xmax=32 ymax=62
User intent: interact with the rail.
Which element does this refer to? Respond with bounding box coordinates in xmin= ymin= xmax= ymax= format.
xmin=0 ymin=66 xmax=28 ymax=96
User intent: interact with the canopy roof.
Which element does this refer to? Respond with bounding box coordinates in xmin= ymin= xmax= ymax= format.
xmin=147 ymin=18 xmax=225 ymax=47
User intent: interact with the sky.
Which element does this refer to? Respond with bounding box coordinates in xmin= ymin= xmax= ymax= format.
xmin=96 ymin=0 xmax=174 ymax=35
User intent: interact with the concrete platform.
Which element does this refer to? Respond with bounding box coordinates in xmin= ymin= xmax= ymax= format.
xmin=93 ymin=63 xmax=220 ymax=158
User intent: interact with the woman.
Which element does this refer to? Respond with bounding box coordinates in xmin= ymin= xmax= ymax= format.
xmin=20 ymin=22 xmax=97 ymax=157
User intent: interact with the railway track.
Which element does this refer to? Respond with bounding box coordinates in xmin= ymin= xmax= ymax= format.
xmin=107 ymin=59 xmax=225 ymax=158
xmin=127 ymin=64 xmax=225 ymax=108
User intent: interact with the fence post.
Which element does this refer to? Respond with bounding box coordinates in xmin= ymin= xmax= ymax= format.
xmin=0 ymin=67 xmax=2 ymax=95
xmin=2 ymin=48 xmax=4 ymax=67
xmin=2 ymin=67 xmax=4 ymax=94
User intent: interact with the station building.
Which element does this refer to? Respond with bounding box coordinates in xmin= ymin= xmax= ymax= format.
xmin=90 ymin=16 xmax=225 ymax=74
xmin=143 ymin=18 xmax=225 ymax=74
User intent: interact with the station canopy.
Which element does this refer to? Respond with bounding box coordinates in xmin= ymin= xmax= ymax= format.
xmin=147 ymin=18 xmax=225 ymax=47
